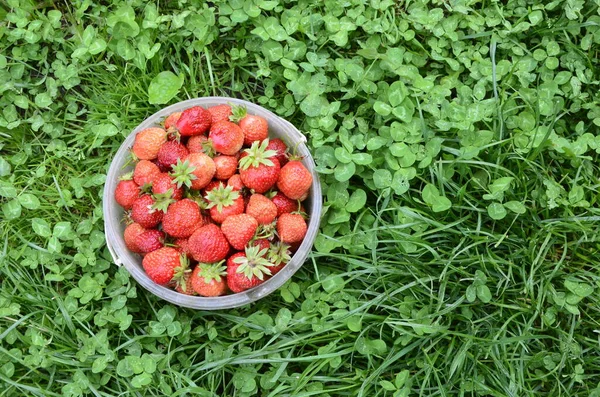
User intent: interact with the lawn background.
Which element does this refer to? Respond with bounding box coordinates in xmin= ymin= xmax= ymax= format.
xmin=2 ymin=0 xmax=600 ymax=396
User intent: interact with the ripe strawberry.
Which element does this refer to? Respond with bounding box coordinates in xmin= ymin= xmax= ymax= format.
xmin=266 ymin=138 xmax=289 ymax=167
xmin=115 ymin=178 xmax=140 ymax=210
xmin=135 ymin=229 xmax=165 ymax=254
xmin=187 ymin=135 xmax=213 ymax=154
xmin=176 ymin=106 xmax=212 ymax=136
xmin=221 ymin=214 xmax=258 ymax=250
xmin=239 ymin=140 xmax=280 ymax=193
xmin=267 ymin=241 xmax=292 ymax=275
xmin=208 ymin=104 xmax=232 ymax=124
xmin=132 ymin=127 xmax=167 ymax=160
xmin=277 ymin=160 xmax=313 ymax=200
xmin=226 ymin=245 xmax=272 ymax=293
xmin=133 ymin=160 xmax=161 ymax=187
xmin=188 ymin=224 xmax=230 ymax=263
xmin=124 ymin=223 xmax=146 ymax=253
xmin=208 ymin=121 xmax=244 ymax=155
xmin=142 ymin=247 xmax=182 ymax=285
xmin=213 ymin=155 xmax=238 ymax=180
xmin=246 ymin=194 xmax=277 ymax=225
xmin=252 ymin=238 xmax=271 ymax=253
xmin=171 ymin=154 xmax=215 ymax=190
xmin=152 ymin=173 xmax=183 ymax=200
xmin=164 ymin=112 xmax=182 ymax=130
xmin=191 ymin=263 xmax=228 ymax=297
xmin=131 ymin=194 xmax=163 ymax=228
xmin=240 ymin=115 xmax=269 ymax=146
xmin=277 ymin=213 xmax=307 ymax=243
xmin=157 ymin=140 xmax=189 ymax=170
xmin=162 ymin=198 xmax=202 ymax=238
xmin=174 ymin=238 xmax=193 ymax=259
xmin=227 ymin=174 xmax=245 ymax=191
xmin=205 ymin=185 xmax=245 ymax=224
xmin=271 ymin=191 xmax=301 ymax=216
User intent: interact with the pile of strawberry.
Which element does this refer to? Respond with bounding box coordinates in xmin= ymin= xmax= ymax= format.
xmin=113 ymin=103 xmax=312 ymax=297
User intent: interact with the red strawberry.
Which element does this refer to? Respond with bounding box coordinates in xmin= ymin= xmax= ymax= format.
xmin=176 ymin=106 xmax=212 ymax=136
xmin=188 ymin=224 xmax=230 ymax=263
xmin=239 ymin=140 xmax=280 ymax=193
xmin=277 ymin=213 xmax=307 ymax=243
xmin=271 ymin=191 xmax=301 ymax=216
xmin=226 ymin=246 xmax=272 ymax=293
xmin=205 ymin=185 xmax=245 ymax=223
xmin=162 ymin=198 xmax=202 ymax=238
xmin=174 ymin=238 xmax=193 ymax=259
xmin=221 ymin=214 xmax=258 ymax=250
xmin=208 ymin=121 xmax=244 ymax=155
xmin=170 ymin=154 xmax=216 ymax=190
xmin=246 ymin=194 xmax=277 ymax=225
xmin=115 ymin=178 xmax=140 ymax=210
xmin=124 ymin=223 xmax=146 ymax=253
xmin=131 ymin=194 xmax=163 ymax=228
xmin=187 ymin=135 xmax=212 ymax=154
xmin=133 ymin=160 xmax=161 ymax=187
xmin=240 ymin=115 xmax=269 ymax=146
xmin=157 ymin=140 xmax=189 ymax=170
xmin=152 ymin=173 xmax=183 ymax=200
xmin=267 ymin=241 xmax=292 ymax=275
xmin=142 ymin=247 xmax=182 ymax=285
xmin=213 ymin=155 xmax=238 ymax=180
xmin=132 ymin=128 xmax=168 ymax=160
xmin=135 ymin=229 xmax=165 ymax=254
xmin=191 ymin=263 xmax=228 ymax=297
xmin=164 ymin=112 xmax=182 ymax=131
xmin=266 ymin=138 xmax=289 ymax=167
xmin=277 ymin=160 xmax=312 ymax=200
xmin=252 ymin=238 xmax=271 ymax=253
xmin=227 ymin=174 xmax=245 ymax=191
xmin=208 ymin=104 xmax=232 ymax=124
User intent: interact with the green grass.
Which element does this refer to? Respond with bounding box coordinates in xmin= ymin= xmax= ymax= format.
xmin=2 ymin=0 xmax=600 ymax=396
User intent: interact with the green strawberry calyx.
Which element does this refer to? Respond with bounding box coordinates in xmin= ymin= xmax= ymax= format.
xmin=234 ymin=245 xmax=273 ymax=281
xmin=151 ymin=189 xmax=176 ymax=213
xmin=172 ymin=255 xmax=191 ymax=291
xmin=205 ymin=185 xmax=240 ymax=212
xmin=228 ymin=103 xmax=247 ymax=123
xmin=239 ymin=139 xmax=278 ymax=170
xmin=119 ymin=172 xmax=134 ymax=181
xmin=197 ymin=261 xmax=227 ymax=284
xmin=268 ymin=242 xmax=292 ymax=266
xmin=170 ymin=159 xmax=197 ymax=188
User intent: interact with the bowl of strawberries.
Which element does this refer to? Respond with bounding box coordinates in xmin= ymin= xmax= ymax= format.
xmin=103 ymin=97 xmax=322 ymax=309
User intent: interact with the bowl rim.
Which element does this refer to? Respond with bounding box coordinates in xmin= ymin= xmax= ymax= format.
xmin=103 ymin=97 xmax=322 ymax=310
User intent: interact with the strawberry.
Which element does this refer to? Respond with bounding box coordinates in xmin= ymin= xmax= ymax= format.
xmin=187 ymin=135 xmax=213 ymax=154
xmin=226 ymin=245 xmax=272 ymax=293
xmin=115 ymin=178 xmax=140 ymax=210
xmin=276 ymin=213 xmax=307 ymax=243
xmin=131 ymin=194 xmax=163 ymax=228
xmin=163 ymin=112 xmax=182 ymax=131
xmin=203 ymin=180 xmax=226 ymax=194
xmin=239 ymin=140 xmax=280 ymax=193
xmin=174 ymin=238 xmax=193 ymax=259
xmin=135 ymin=229 xmax=165 ymax=254
xmin=124 ymin=223 xmax=146 ymax=253
xmin=174 ymin=271 xmax=196 ymax=295
xmin=271 ymin=191 xmax=301 ymax=216
xmin=205 ymin=184 xmax=245 ymax=223
xmin=227 ymin=174 xmax=245 ymax=191
xmin=142 ymin=247 xmax=182 ymax=285
xmin=266 ymin=138 xmax=289 ymax=167
xmin=246 ymin=193 xmax=277 ymax=225
xmin=252 ymin=238 xmax=271 ymax=253
xmin=162 ymin=198 xmax=202 ymax=238
xmin=133 ymin=160 xmax=161 ymax=187
xmin=170 ymin=154 xmax=215 ymax=190
xmin=208 ymin=121 xmax=244 ymax=155
xmin=152 ymin=173 xmax=183 ymax=200
xmin=188 ymin=224 xmax=230 ymax=263
xmin=221 ymin=214 xmax=258 ymax=250
xmin=240 ymin=115 xmax=269 ymax=146
xmin=277 ymin=160 xmax=313 ymax=200
xmin=208 ymin=104 xmax=232 ymax=124
xmin=213 ymin=155 xmax=238 ymax=180
xmin=267 ymin=241 xmax=292 ymax=275
xmin=191 ymin=262 xmax=228 ymax=297
xmin=176 ymin=106 xmax=212 ymax=136
xmin=157 ymin=140 xmax=189 ymax=170
xmin=132 ymin=127 xmax=168 ymax=160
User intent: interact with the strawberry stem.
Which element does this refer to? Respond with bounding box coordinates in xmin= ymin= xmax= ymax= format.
xmin=170 ymin=159 xmax=197 ymax=188
xmin=239 ymin=139 xmax=278 ymax=170
xmin=233 ymin=245 xmax=273 ymax=281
